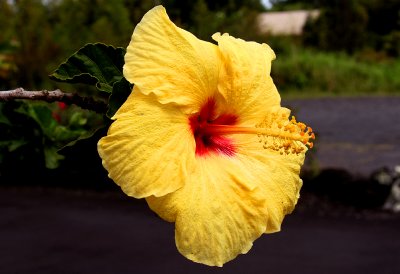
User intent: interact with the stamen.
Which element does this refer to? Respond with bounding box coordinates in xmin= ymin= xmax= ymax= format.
xmin=189 ymin=97 xmax=314 ymax=156
xmin=201 ymin=114 xmax=314 ymax=155
xmin=257 ymin=114 xmax=314 ymax=154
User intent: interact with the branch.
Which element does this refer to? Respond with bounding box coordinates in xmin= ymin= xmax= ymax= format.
xmin=0 ymin=88 xmax=108 ymax=113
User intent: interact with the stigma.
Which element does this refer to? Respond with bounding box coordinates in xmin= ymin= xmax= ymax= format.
xmin=189 ymin=98 xmax=314 ymax=157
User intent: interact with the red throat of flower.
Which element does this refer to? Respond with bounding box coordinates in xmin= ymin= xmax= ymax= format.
xmin=189 ymin=98 xmax=315 ymax=157
xmin=189 ymin=98 xmax=237 ymax=157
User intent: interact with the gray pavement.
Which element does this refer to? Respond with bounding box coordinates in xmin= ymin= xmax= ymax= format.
xmin=284 ymin=96 xmax=400 ymax=176
xmin=0 ymin=187 xmax=399 ymax=274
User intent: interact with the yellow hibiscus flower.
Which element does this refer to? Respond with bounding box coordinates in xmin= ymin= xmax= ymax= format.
xmin=98 ymin=5 xmax=314 ymax=267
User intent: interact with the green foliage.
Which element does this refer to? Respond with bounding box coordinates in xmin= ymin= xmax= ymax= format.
xmin=0 ymin=100 xmax=103 ymax=173
xmin=273 ymin=0 xmax=400 ymax=57
xmin=1 ymin=43 xmax=131 ymax=181
xmin=360 ymin=0 xmax=400 ymax=36
xmin=161 ymin=0 xmax=265 ymax=41
xmin=272 ymin=45 xmax=400 ymax=95
xmin=270 ymin=0 xmax=318 ymax=10
xmin=50 ymin=0 xmax=133 ymax=54
xmin=206 ymin=4 xmax=262 ymax=41
xmin=49 ymin=42 xmax=132 ymax=118
xmin=161 ymin=0 xmax=264 ymax=25
xmin=382 ymin=31 xmax=400 ymax=57
xmin=0 ymin=0 xmax=15 ymax=43
xmin=107 ymin=77 xmax=132 ymax=118
xmin=303 ymin=0 xmax=368 ymax=53
xmin=50 ymin=43 xmax=126 ymax=93
xmin=10 ymin=0 xmax=59 ymax=89
xmin=1 ymin=0 xmax=266 ymax=89
xmin=0 ymin=0 xmax=134 ymax=89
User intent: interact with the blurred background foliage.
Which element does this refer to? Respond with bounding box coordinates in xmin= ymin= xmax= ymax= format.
xmin=0 ymin=0 xmax=399 ymax=92
xmin=0 ymin=0 xmax=399 ymax=186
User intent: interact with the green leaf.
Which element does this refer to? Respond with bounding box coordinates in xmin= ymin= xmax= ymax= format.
xmin=44 ymin=146 xmax=65 ymax=169
xmin=69 ymin=112 xmax=88 ymax=128
xmin=16 ymin=104 xmax=58 ymax=139
xmin=61 ymin=123 xmax=106 ymax=149
xmin=107 ymin=77 xmax=132 ymax=118
xmin=0 ymin=103 xmax=11 ymax=125
xmin=49 ymin=43 xmax=126 ymax=93
xmin=8 ymin=140 xmax=29 ymax=152
xmin=13 ymin=102 xmax=103 ymax=169
xmin=0 ymin=140 xmax=29 ymax=152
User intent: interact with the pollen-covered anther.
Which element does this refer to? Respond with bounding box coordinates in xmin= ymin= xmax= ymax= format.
xmin=298 ymin=123 xmax=315 ymax=149
xmin=256 ymin=115 xmax=315 ymax=155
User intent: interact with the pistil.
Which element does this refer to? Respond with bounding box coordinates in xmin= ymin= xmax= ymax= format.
xmin=189 ymin=98 xmax=314 ymax=157
xmin=202 ymin=119 xmax=315 ymax=154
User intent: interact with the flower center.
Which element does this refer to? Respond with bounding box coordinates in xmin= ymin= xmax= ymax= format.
xmin=189 ymin=98 xmax=238 ymax=157
xmin=189 ymin=98 xmax=315 ymax=157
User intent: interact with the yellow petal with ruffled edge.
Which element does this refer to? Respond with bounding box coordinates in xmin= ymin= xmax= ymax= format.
xmin=212 ymin=33 xmax=280 ymax=124
xmin=124 ymin=6 xmax=221 ymax=113
xmin=146 ymin=155 xmax=269 ymax=266
xmin=230 ymin=105 xmax=306 ymax=232
xmin=146 ymin=120 xmax=305 ymax=266
xmin=235 ymin=132 xmax=304 ymax=233
xmin=211 ymin=34 xmax=305 ymax=232
xmin=98 ymin=88 xmax=195 ymax=198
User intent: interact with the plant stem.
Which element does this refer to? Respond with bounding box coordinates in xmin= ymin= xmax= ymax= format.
xmin=0 ymin=88 xmax=107 ymax=113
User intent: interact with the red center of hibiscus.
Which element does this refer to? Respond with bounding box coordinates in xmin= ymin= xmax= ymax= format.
xmin=189 ymin=98 xmax=238 ymax=157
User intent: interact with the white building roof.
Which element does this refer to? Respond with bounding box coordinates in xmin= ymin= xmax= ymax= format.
xmin=257 ymin=10 xmax=320 ymax=35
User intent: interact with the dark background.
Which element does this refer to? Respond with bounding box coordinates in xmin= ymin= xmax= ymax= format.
xmin=1 ymin=1 xmax=400 ymax=273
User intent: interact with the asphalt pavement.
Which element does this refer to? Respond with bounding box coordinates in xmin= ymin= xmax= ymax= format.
xmin=0 ymin=187 xmax=399 ymax=274
xmin=1 ymin=96 xmax=400 ymax=274
xmin=284 ymin=96 xmax=400 ymax=176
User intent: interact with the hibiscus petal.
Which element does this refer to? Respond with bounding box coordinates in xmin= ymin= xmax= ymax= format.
xmin=146 ymin=155 xmax=270 ymax=266
xmin=212 ymin=33 xmax=281 ymax=123
xmin=232 ymin=108 xmax=306 ymax=232
xmin=98 ymin=88 xmax=195 ymax=198
xmin=241 ymin=149 xmax=304 ymax=233
xmin=124 ymin=6 xmax=221 ymax=113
